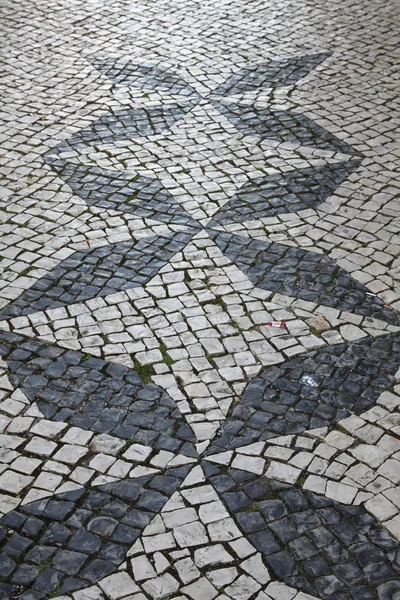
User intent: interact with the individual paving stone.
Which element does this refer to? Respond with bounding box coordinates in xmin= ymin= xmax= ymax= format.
xmin=173 ymin=521 xmax=208 ymax=547
xmin=0 ymin=466 xmax=190 ymax=597
xmin=211 ymin=53 xmax=332 ymax=95
xmin=98 ymin=571 xmax=140 ymax=597
xmin=0 ymin=470 xmax=33 ymax=494
xmin=88 ymin=59 xmax=199 ymax=96
xmin=202 ymin=466 xmax=400 ymax=598
xmin=0 ymin=231 xmax=196 ymax=318
xmin=181 ymin=576 xmax=218 ymax=600
xmin=193 ymin=544 xmax=232 ymax=567
xmin=224 ymin=573 xmax=261 ymax=598
xmin=131 ymin=554 xmax=157 ymax=580
xmin=45 ymin=159 xmax=199 ymax=228
xmin=208 ymin=230 xmax=400 ymax=325
xmin=52 ymin=550 xmax=88 ymax=575
xmin=212 ymin=102 xmax=362 ymax=156
xmin=206 ymin=332 xmax=400 ymax=449
xmin=0 ymin=332 xmax=197 ymax=454
xmin=142 ymin=572 xmax=180 ymax=598
xmin=209 ymin=160 xmax=362 ymax=223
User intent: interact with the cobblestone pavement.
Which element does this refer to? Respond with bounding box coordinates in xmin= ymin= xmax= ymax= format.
xmin=1 ymin=0 xmax=400 ymax=598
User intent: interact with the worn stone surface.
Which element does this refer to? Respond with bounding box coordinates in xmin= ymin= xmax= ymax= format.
xmin=0 ymin=0 xmax=400 ymax=598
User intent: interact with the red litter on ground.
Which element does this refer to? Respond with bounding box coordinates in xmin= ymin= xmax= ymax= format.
xmin=266 ymin=321 xmax=287 ymax=328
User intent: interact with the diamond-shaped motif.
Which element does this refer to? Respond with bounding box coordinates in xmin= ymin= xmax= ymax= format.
xmin=208 ymin=230 xmax=400 ymax=325
xmin=209 ymin=159 xmax=362 ymax=223
xmin=1 ymin=33 xmax=399 ymax=600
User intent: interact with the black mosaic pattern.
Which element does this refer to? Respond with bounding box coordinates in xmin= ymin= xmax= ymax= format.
xmin=0 ymin=329 xmax=399 ymax=599
xmin=209 ymin=159 xmax=362 ymax=223
xmin=207 ymin=332 xmax=400 ymax=452
xmin=212 ymin=53 xmax=332 ymax=96
xmin=62 ymin=104 xmax=196 ymax=148
xmin=213 ymin=102 xmax=363 ymax=157
xmin=0 ymin=333 xmax=197 ymax=597
xmin=89 ymin=60 xmax=199 ymax=96
xmin=2 ymin=51 xmax=396 ymax=600
xmin=45 ymin=158 xmax=199 ymax=227
xmin=0 ymin=332 xmax=197 ymax=454
xmin=203 ymin=465 xmax=400 ymax=600
xmin=46 ymin=53 xmax=360 ymax=164
xmin=0 ymin=466 xmax=192 ymax=599
xmin=208 ymin=230 xmax=400 ymax=325
xmin=89 ymin=54 xmax=330 ymax=98
xmin=0 ymin=231 xmax=196 ymax=318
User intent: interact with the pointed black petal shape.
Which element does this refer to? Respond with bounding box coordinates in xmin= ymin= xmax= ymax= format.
xmin=202 ymin=465 xmax=400 ymax=598
xmin=58 ymin=103 xmax=196 ymax=149
xmin=209 ymin=159 xmax=362 ymax=224
xmin=205 ymin=331 xmax=400 ymax=451
xmin=208 ymin=230 xmax=400 ymax=325
xmin=212 ymin=53 xmax=332 ymax=96
xmin=45 ymin=158 xmax=198 ymax=228
xmin=0 ymin=332 xmax=197 ymax=451
xmin=0 ymin=230 xmax=196 ymax=318
xmin=213 ymin=102 xmax=362 ymax=156
xmin=0 ymin=332 xmax=197 ymax=594
xmin=0 ymin=472 xmax=189 ymax=596
xmin=89 ymin=58 xmax=199 ymax=97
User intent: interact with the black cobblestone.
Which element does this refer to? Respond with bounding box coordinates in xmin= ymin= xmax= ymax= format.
xmin=208 ymin=332 xmax=400 ymax=450
xmin=204 ymin=466 xmax=400 ymax=599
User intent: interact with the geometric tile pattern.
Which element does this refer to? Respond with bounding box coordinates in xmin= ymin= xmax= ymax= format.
xmin=209 ymin=231 xmax=400 ymax=325
xmin=203 ymin=467 xmax=400 ymax=599
xmin=0 ymin=231 xmax=196 ymax=317
xmin=89 ymin=54 xmax=333 ymax=99
xmin=1 ymin=0 xmax=400 ymax=598
xmin=207 ymin=332 xmax=400 ymax=452
xmin=209 ymin=159 xmax=362 ymax=222
xmin=0 ymin=332 xmax=399 ymax=598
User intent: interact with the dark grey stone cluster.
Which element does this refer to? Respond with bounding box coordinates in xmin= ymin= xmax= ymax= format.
xmin=209 ymin=231 xmax=400 ymax=325
xmin=0 ymin=466 xmax=191 ymax=599
xmin=60 ymin=104 xmax=197 ymax=148
xmin=0 ymin=231 xmax=195 ymax=317
xmin=89 ymin=60 xmax=199 ymax=96
xmin=211 ymin=54 xmax=332 ymax=95
xmin=203 ymin=464 xmax=400 ymax=600
xmin=208 ymin=332 xmax=400 ymax=451
xmin=44 ymin=159 xmax=198 ymax=228
xmin=209 ymin=159 xmax=362 ymax=222
xmin=212 ymin=103 xmax=362 ymax=156
xmin=0 ymin=332 xmax=197 ymax=454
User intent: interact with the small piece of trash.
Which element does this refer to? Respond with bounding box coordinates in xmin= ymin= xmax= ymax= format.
xmin=41 ymin=116 xmax=45 ymax=120
xmin=301 ymin=374 xmax=319 ymax=387
xmin=266 ymin=321 xmax=287 ymax=328
xmin=384 ymin=305 xmax=393 ymax=309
